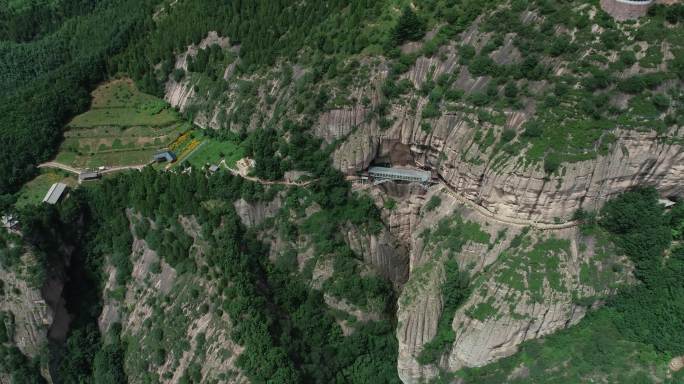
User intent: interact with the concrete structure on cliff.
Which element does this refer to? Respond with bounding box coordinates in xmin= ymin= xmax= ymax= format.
xmin=600 ymin=0 xmax=680 ymax=20
xmin=368 ymin=166 xmax=432 ymax=185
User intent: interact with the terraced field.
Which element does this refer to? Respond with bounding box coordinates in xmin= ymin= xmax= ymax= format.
xmin=55 ymin=79 xmax=188 ymax=169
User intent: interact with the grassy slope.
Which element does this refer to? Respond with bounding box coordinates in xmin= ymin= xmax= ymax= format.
xmin=456 ymin=310 xmax=674 ymax=384
xmin=53 ymin=79 xmax=249 ymax=171
xmin=55 ymin=79 xmax=186 ymax=169
xmin=14 ymin=171 xmax=77 ymax=208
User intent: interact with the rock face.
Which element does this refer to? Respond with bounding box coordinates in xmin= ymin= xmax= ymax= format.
xmin=165 ymin=31 xmax=232 ymax=112
xmin=344 ymin=224 xmax=410 ymax=288
xmin=156 ymin=12 xmax=684 ymax=384
xmin=97 ymin=213 xmax=248 ymax=383
xmin=324 ymin=39 xmax=683 ymax=224
xmin=162 ymin=24 xmax=684 ymax=227
xmin=334 ymin=111 xmax=683 ymax=224
xmin=309 ymin=25 xmax=682 ymax=381
xmin=0 ymin=256 xmax=51 ymax=358
xmin=319 ymin=26 xmax=683 ymax=226
xmin=394 ymin=188 xmax=632 ymax=383
xmin=233 ymin=197 xmax=282 ymax=227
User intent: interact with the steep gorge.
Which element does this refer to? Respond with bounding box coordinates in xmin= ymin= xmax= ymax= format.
xmin=159 ymin=6 xmax=683 ymax=381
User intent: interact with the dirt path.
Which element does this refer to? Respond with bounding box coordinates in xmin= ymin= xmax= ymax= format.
xmin=39 ymin=160 xmax=577 ymax=230
xmin=219 ymin=160 xmax=314 ymax=187
xmin=101 ymin=163 xmax=150 ymax=174
xmin=37 ymin=161 xmax=81 ymax=174
xmin=438 ymin=182 xmax=578 ymax=231
xmin=38 ymin=161 xmax=148 ymax=176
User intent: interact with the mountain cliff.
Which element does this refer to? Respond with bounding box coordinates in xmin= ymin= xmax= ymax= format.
xmin=2 ymin=0 xmax=684 ymax=383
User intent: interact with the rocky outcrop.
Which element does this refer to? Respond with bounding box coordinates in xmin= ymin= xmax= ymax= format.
xmin=0 ymin=256 xmax=51 ymax=358
xmin=315 ymin=106 xmax=370 ymax=143
xmin=161 ymin=8 xmax=683 ymax=227
xmin=165 ymin=79 xmax=196 ymax=112
xmin=327 ymin=40 xmax=683 ymax=223
xmin=343 ymin=224 xmax=410 ymax=288
xmin=165 ymin=31 xmax=232 ymax=112
xmin=334 ymin=104 xmax=683 ymax=223
xmin=97 ymin=213 xmax=248 ymax=383
xmin=318 ymin=17 xmax=683 ymax=225
xmin=150 ymin=9 xmax=683 ymax=384
xmin=233 ymin=197 xmax=282 ymax=227
xmin=395 ymin=188 xmax=632 ymax=383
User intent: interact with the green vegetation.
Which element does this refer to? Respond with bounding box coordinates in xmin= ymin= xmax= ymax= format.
xmin=0 ymin=343 xmax=46 ymax=384
xmin=0 ymin=0 xmax=161 ymax=195
xmin=491 ymin=2 xmax=684 ymax=169
xmin=56 ymin=80 xmax=187 ymax=169
xmin=420 ymin=214 xmax=491 ymax=259
xmin=16 ymin=116 xmax=400 ymax=381
xmin=465 ymin=299 xmax=498 ymax=322
xmin=14 ymin=171 xmax=75 ymax=208
xmin=185 ymin=135 xmax=245 ymax=169
xmin=417 ymin=214 xmax=490 ymax=364
xmin=493 ymin=234 xmax=572 ymax=302
xmin=600 ymin=189 xmax=684 ymax=354
xmin=69 ymin=80 xmax=178 ymax=127
xmin=0 ymin=0 xmax=409 ymax=195
xmin=384 ymin=198 xmax=397 ymax=210
xmin=392 ymin=5 xmax=426 ymax=45
xmin=452 ymin=189 xmax=684 ymax=383
xmin=425 ymin=195 xmax=442 ymax=212
xmin=457 ymin=310 xmax=671 ymax=384
xmin=4 ymin=1 xmax=684 ymax=383
xmin=417 ymin=259 xmax=470 ymax=365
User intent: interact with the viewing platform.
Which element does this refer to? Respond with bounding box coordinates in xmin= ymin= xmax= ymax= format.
xmin=368 ymin=166 xmax=432 ymax=185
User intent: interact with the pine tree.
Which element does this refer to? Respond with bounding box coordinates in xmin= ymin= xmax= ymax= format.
xmin=392 ymin=5 xmax=425 ymax=45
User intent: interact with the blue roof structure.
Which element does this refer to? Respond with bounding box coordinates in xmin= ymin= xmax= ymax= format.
xmin=153 ymin=151 xmax=177 ymax=162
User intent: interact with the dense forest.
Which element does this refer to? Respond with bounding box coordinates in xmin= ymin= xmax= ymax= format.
xmin=458 ymin=189 xmax=684 ymax=383
xmin=9 ymin=125 xmax=401 ymax=382
xmin=2 ymin=0 xmax=684 ymax=383
xmin=0 ymin=0 xmax=404 ymax=196
xmin=0 ymin=0 xmax=159 ymax=195
xmin=3 ymin=0 xmax=682 ymax=197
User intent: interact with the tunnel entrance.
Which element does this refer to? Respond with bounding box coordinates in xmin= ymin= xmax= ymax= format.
xmin=373 ymin=140 xmax=414 ymax=167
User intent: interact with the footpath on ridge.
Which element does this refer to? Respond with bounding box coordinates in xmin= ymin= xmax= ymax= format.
xmin=38 ymin=160 xmax=578 ymax=230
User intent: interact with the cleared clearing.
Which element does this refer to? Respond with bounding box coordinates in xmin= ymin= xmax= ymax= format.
xmin=15 ymin=171 xmax=77 ymax=207
xmin=185 ymin=135 xmax=245 ymax=169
